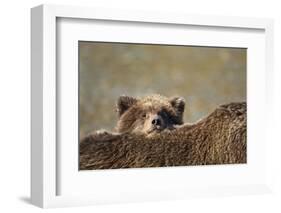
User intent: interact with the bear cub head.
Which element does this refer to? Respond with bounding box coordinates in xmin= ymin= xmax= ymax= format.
xmin=115 ymin=94 xmax=185 ymax=135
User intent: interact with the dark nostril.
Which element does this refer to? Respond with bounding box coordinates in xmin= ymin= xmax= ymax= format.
xmin=152 ymin=118 xmax=161 ymax=126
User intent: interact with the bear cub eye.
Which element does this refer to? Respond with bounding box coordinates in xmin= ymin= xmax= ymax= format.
xmin=141 ymin=113 xmax=147 ymax=118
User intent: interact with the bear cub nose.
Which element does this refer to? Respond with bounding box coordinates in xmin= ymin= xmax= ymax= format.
xmin=151 ymin=116 xmax=162 ymax=126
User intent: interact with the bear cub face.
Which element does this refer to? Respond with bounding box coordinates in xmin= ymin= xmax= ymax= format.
xmin=115 ymin=94 xmax=185 ymax=135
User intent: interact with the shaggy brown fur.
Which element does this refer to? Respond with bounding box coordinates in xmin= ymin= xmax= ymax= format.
xmin=80 ymin=102 xmax=246 ymax=170
xmin=115 ymin=94 xmax=185 ymax=134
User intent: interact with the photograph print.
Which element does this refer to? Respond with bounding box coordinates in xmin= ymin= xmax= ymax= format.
xmin=79 ymin=42 xmax=247 ymax=170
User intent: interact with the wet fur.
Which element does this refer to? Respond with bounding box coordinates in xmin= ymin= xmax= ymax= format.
xmin=80 ymin=102 xmax=246 ymax=170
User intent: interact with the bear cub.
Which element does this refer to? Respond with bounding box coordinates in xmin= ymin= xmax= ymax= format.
xmin=115 ymin=94 xmax=185 ymax=135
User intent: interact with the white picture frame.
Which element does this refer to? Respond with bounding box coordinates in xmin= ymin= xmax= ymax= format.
xmin=31 ymin=4 xmax=274 ymax=208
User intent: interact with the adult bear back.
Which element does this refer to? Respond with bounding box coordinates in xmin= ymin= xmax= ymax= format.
xmin=79 ymin=102 xmax=246 ymax=170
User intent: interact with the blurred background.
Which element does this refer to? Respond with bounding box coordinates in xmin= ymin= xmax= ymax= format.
xmin=79 ymin=42 xmax=246 ymax=137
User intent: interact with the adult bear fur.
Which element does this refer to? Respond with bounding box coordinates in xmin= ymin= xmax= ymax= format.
xmin=80 ymin=102 xmax=246 ymax=170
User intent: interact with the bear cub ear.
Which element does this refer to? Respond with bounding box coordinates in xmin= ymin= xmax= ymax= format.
xmin=117 ymin=95 xmax=138 ymax=117
xmin=169 ymin=97 xmax=185 ymax=115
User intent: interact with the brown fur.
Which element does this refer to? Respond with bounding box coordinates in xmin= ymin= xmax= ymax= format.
xmin=80 ymin=102 xmax=246 ymax=170
xmin=115 ymin=94 xmax=185 ymax=134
